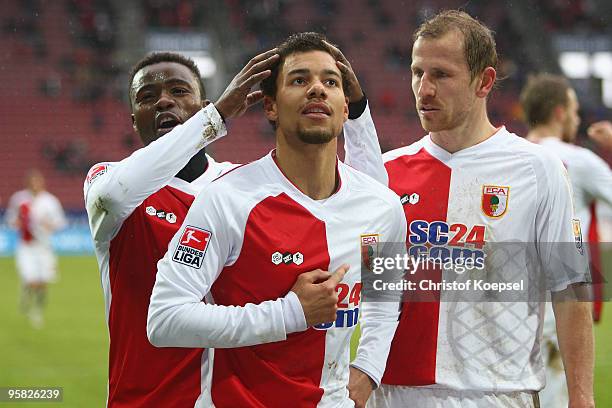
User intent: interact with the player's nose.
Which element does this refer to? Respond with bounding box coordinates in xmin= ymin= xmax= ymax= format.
xmin=307 ymin=80 xmax=327 ymax=99
xmin=417 ymin=74 xmax=436 ymax=98
xmin=155 ymin=90 xmax=176 ymax=110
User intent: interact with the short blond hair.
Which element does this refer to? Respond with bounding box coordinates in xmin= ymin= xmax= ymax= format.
xmin=414 ymin=10 xmax=498 ymax=83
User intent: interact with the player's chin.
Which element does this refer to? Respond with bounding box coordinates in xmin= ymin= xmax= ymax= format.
xmin=419 ymin=118 xmax=445 ymax=133
xmin=297 ymin=127 xmax=337 ymax=145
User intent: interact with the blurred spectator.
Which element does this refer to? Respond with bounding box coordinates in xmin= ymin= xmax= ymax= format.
xmin=5 ymin=170 xmax=66 ymax=329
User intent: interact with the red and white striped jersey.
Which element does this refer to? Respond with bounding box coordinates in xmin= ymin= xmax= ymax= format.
xmin=381 ymin=127 xmax=589 ymax=392
xmin=148 ymin=151 xmax=406 ymax=408
xmin=84 ymin=103 xmax=387 ymax=407
xmin=6 ymin=190 xmax=66 ymax=245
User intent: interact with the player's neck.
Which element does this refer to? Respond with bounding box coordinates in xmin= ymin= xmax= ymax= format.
xmin=275 ymin=136 xmax=338 ymax=200
xmin=526 ymin=124 xmax=563 ymax=143
xmin=429 ymin=109 xmax=496 ymax=154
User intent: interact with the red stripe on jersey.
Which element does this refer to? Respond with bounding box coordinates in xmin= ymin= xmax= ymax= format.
xmin=588 ymin=202 xmax=604 ymax=322
xmin=211 ymin=193 xmax=329 ymax=407
xmin=18 ymin=202 xmax=33 ymax=242
xmin=107 ymin=185 xmax=203 ymax=407
xmin=382 ymin=147 xmax=451 ymax=385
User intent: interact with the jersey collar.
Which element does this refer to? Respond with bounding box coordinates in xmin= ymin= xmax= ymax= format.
xmin=423 ymin=126 xmax=508 ymax=162
xmin=267 ymin=150 xmax=346 ymax=206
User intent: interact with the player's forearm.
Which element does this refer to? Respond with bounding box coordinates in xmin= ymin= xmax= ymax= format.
xmin=147 ymin=287 xmax=305 ymax=348
xmin=85 ymin=104 xmax=226 ymax=217
xmin=343 ymin=100 xmax=388 ymax=186
xmin=553 ymin=299 xmax=594 ymax=407
xmin=351 ymin=302 xmax=400 ymax=386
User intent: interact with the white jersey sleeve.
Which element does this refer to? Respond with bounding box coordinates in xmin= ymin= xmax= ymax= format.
xmin=147 ymin=186 xmax=299 ymax=349
xmin=351 ymin=200 xmax=406 ymax=386
xmin=534 ymin=152 xmax=590 ymax=292
xmin=83 ymin=104 xmax=226 ymax=242
xmin=579 ymin=149 xmax=612 ymax=206
xmin=343 ymin=102 xmax=388 ymax=186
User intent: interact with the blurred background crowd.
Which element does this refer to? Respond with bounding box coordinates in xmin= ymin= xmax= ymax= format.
xmin=0 ymin=0 xmax=611 ymax=242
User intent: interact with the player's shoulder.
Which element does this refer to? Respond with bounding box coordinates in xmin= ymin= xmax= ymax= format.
xmin=568 ymin=144 xmax=609 ymax=169
xmin=84 ymin=161 xmax=117 ymax=187
xmin=199 ymin=155 xmax=271 ymax=204
xmin=207 ymin=155 xmax=241 ymax=174
xmin=209 ymin=157 xmax=264 ymax=186
xmin=503 ymin=130 xmax=564 ymax=172
xmin=39 ymin=190 xmax=62 ymax=204
xmin=8 ymin=189 xmax=30 ymax=205
xmin=382 ymin=137 xmax=427 ymax=164
xmin=339 ymin=162 xmax=401 ymax=208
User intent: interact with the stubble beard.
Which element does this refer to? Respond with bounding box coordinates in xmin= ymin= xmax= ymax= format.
xmin=297 ymin=127 xmax=337 ymax=145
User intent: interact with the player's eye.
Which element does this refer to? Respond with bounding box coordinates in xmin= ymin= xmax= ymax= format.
xmin=172 ymin=88 xmax=189 ymax=95
xmin=324 ymin=79 xmax=338 ymax=86
xmin=292 ymin=78 xmax=306 ymax=85
xmin=411 ymin=69 xmax=424 ymax=77
xmin=137 ymin=93 xmax=156 ymax=103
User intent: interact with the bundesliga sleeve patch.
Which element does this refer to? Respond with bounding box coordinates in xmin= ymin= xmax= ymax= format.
xmin=86 ymin=164 xmax=108 ymax=185
xmin=572 ymin=219 xmax=584 ymax=255
xmin=173 ymin=226 xmax=212 ymax=268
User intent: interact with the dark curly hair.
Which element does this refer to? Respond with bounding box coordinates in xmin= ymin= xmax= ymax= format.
xmin=128 ymin=52 xmax=206 ymax=108
xmin=260 ymin=32 xmax=350 ymax=99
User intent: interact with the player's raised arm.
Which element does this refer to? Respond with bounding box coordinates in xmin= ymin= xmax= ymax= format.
xmin=83 ymin=105 xmax=225 ymax=241
xmin=84 ymin=49 xmax=279 ymax=242
xmin=325 ymin=41 xmax=388 ymax=186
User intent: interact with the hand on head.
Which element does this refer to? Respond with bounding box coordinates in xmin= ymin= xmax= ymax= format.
xmin=215 ymin=49 xmax=280 ymax=120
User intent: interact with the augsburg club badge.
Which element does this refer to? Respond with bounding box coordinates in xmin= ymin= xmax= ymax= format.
xmin=481 ymin=185 xmax=509 ymax=218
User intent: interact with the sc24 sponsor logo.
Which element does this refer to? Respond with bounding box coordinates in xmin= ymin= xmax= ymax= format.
xmin=408 ymin=220 xmax=486 ymax=260
xmin=314 ymin=282 xmax=362 ymax=330
xmin=409 ymin=220 xmax=485 ymax=247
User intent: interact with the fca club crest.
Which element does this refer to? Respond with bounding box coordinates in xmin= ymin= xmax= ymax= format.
xmin=482 ymin=185 xmax=509 ymax=218
xmin=360 ymin=234 xmax=379 ymax=270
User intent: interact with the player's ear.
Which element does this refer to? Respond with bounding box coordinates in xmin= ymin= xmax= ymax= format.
xmin=263 ymin=95 xmax=278 ymax=123
xmin=131 ymin=114 xmax=137 ymax=132
xmin=475 ymin=67 xmax=496 ymax=98
xmin=552 ymin=105 xmax=566 ymax=122
xmin=343 ymin=96 xmax=349 ymax=123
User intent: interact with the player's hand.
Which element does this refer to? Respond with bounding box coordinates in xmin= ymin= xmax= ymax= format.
xmin=214 ymin=49 xmax=279 ymax=120
xmin=348 ymin=366 xmax=375 ymax=408
xmin=323 ymin=41 xmax=364 ymax=103
xmin=587 ymin=120 xmax=612 ymax=150
xmin=290 ymin=264 xmax=349 ymax=327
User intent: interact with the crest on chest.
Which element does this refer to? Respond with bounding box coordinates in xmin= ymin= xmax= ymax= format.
xmin=481 ymin=185 xmax=509 ymax=218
